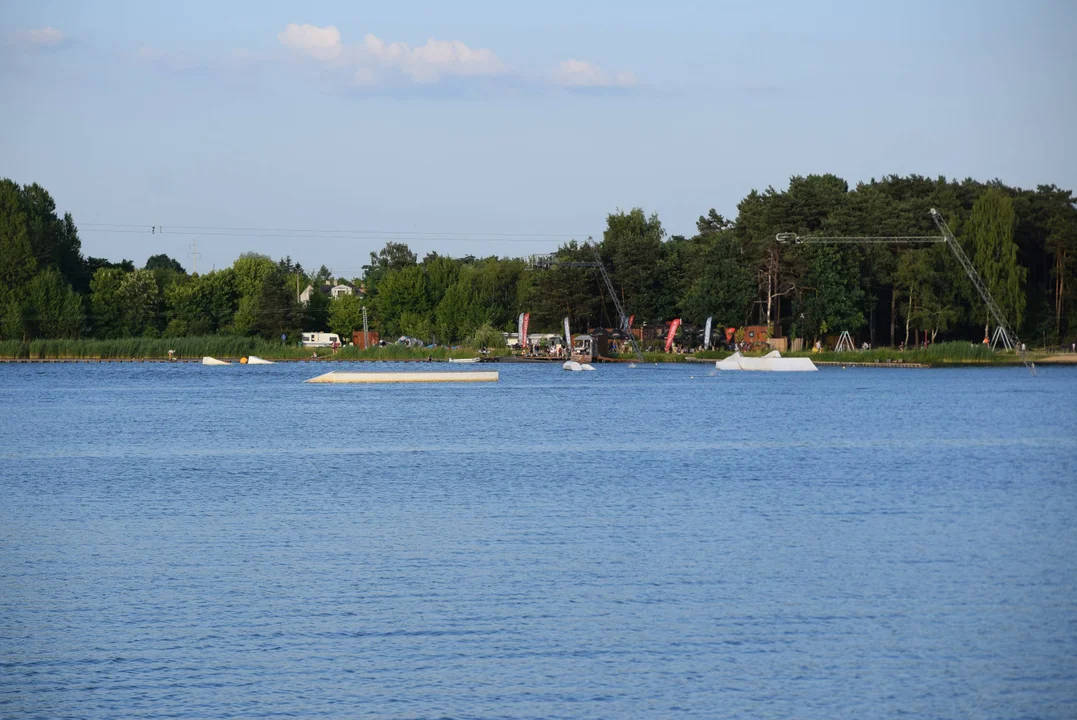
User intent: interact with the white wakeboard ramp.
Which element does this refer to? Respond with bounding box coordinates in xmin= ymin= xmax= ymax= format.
xmin=715 ymin=350 xmax=817 ymax=372
xmin=201 ymin=356 xmax=230 ymax=365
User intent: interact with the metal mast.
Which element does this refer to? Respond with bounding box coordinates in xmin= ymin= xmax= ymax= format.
xmin=775 ymin=210 xmax=1032 ymax=373
xmin=528 ymin=238 xmax=646 ymax=362
xmin=928 ymin=208 xmax=1024 ymax=357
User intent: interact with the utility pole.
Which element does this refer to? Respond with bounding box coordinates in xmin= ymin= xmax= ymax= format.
xmin=188 ymin=239 xmax=200 ymax=275
xmin=362 ymin=305 xmax=369 ymax=349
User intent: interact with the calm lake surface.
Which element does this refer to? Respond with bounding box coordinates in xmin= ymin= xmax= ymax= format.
xmin=1 ymin=362 xmax=1075 ymax=719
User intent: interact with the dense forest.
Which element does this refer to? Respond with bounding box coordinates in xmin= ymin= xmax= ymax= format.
xmin=1 ymin=175 xmax=1074 ymax=349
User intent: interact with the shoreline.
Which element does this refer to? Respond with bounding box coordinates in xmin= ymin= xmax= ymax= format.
xmin=2 ymin=354 xmax=1074 ymax=367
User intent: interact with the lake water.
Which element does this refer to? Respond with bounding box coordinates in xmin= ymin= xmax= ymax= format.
xmin=1 ymin=361 xmax=1075 ymax=719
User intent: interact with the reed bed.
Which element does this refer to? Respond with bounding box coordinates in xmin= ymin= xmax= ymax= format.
xmin=0 ymin=336 xmax=512 ymax=360
xmin=0 ymin=336 xmax=311 ymax=360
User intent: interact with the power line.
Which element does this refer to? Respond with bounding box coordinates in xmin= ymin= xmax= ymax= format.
xmin=77 ymin=222 xmax=588 ymax=243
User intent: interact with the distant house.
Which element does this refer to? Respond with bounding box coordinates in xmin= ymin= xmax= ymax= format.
xmin=329 ymin=282 xmax=354 ymax=299
xmin=299 ymin=280 xmax=357 ymax=305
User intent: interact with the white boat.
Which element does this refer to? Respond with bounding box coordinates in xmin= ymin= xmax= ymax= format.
xmin=202 ymin=356 xmax=230 ymax=366
xmin=715 ymin=350 xmax=817 ymax=372
xmin=246 ymin=356 xmax=274 ymax=365
xmin=448 ymin=357 xmax=481 ymax=364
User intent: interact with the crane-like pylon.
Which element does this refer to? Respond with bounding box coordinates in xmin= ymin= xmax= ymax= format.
xmin=775 ymin=210 xmax=1032 ymax=373
xmin=528 ymin=238 xmax=646 ymax=362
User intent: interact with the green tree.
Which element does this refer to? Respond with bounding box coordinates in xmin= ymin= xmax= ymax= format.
xmin=146 ymin=254 xmax=186 ymax=273
xmin=895 ymin=245 xmax=961 ymax=345
xmin=119 ymin=269 xmax=161 ymax=336
xmin=435 ymin=275 xmax=483 ymax=343
xmin=232 ymin=253 xmax=277 ymax=300
xmin=89 ymin=268 xmax=126 ymax=338
xmin=680 ymin=233 xmax=755 ymax=327
xmin=527 ymin=240 xmax=601 ymax=332
xmin=302 ymin=287 xmax=332 ymax=332
xmin=466 ymin=322 xmax=503 ymax=350
xmin=373 ymin=265 xmax=428 ymax=337
xmin=398 ymin=311 xmax=432 ymax=342
xmin=0 ymin=179 xmax=37 ymax=309
xmin=327 ymin=293 xmax=366 ymax=338
xmin=423 ymin=252 xmax=461 ymax=308
xmin=966 ymin=188 xmax=1026 ymax=336
xmin=23 ymin=267 xmax=84 ymax=339
xmin=364 ymin=241 xmax=417 ymax=294
xmin=600 ymin=208 xmax=666 ymax=324
xmin=20 ymin=182 xmax=85 ymax=284
xmin=166 ymin=269 xmax=238 ymax=335
xmin=793 ymin=245 xmax=865 ymax=341
xmin=233 ymin=266 xmax=299 ymax=340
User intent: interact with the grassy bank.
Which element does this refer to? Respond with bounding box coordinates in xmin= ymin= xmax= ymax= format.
xmin=0 ymin=337 xmax=1048 ymax=366
xmin=0 ymin=336 xmax=512 ymax=361
xmin=332 ymin=345 xmax=509 ymax=361
xmin=693 ymin=341 xmax=1019 ymax=366
xmin=789 ymin=342 xmax=1013 ymax=366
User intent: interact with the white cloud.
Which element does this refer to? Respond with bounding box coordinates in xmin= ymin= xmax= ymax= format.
xmin=552 ymin=59 xmax=637 ymax=88
xmin=278 ymin=23 xmax=342 ymax=62
xmin=12 ymin=26 xmax=70 ymax=50
xmin=278 ymin=23 xmax=505 ymax=85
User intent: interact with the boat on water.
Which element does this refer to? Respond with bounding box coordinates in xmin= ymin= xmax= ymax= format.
xmin=715 ymin=350 xmax=817 ymax=372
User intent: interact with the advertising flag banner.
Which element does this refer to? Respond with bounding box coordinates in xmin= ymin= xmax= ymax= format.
xmin=664 ymin=319 xmax=682 ymax=353
xmin=517 ymin=313 xmax=525 ymax=347
xmin=563 ymin=317 xmax=572 ymax=350
xmin=521 ymin=313 xmax=530 ymax=348
xmin=704 ymin=316 xmax=713 ymax=349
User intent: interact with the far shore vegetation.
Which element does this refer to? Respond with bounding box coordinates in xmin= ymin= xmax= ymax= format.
xmin=1 ymin=337 xmax=1059 ymax=368
xmin=2 ymin=175 xmax=1074 ymax=362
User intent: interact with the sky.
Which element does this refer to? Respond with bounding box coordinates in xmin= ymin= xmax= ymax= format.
xmin=2 ymin=0 xmax=1075 ymax=277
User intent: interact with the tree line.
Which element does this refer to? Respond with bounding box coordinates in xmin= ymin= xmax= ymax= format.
xmin=1 ymin=175 xmax=1074 ymax=348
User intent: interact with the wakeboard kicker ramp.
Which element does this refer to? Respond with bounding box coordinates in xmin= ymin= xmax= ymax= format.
xmin=715 ymin=351 xmax=818 ymax=372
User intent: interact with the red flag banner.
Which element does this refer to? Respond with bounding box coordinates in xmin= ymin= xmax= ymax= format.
xmin=628 ymin=315 xmax=634 ymax=330
xmin=521 ymin=313 xmax=530 ymax=348
xmin=664 ymin=319 xmax=682 ymax=353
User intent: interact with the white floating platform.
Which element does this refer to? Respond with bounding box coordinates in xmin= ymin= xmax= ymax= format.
xmin=715 ymin=351 xmax=817 ymax=372
xmin=448 ymin=357 xmax=481 ymax=364
xmin=202 ymin=356 xmax=230 ymax=365
xmin=306 ymin=370 xmax=498 ymax=384
xmin=246 ymin=356 xmax=274 ymax=365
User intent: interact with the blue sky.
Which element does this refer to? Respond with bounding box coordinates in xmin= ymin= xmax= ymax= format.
xmin=2 ymin=0 xmax=1075 ymax=276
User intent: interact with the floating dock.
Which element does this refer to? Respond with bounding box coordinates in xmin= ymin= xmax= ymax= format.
xmin=306 ymin=370 xmax=499 ymax=384
xmin=814 ymin=361 xmax=928 ymax=369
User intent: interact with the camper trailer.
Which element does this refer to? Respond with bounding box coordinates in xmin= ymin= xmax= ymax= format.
xmin=301 ymin=332 xmax=341 ymax=348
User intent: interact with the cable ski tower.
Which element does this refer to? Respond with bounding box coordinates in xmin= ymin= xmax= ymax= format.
xmin=528 ymin=238 xmax=646 ymax=362
xmin=775 ymin=209 xmax=1032 ymax=374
